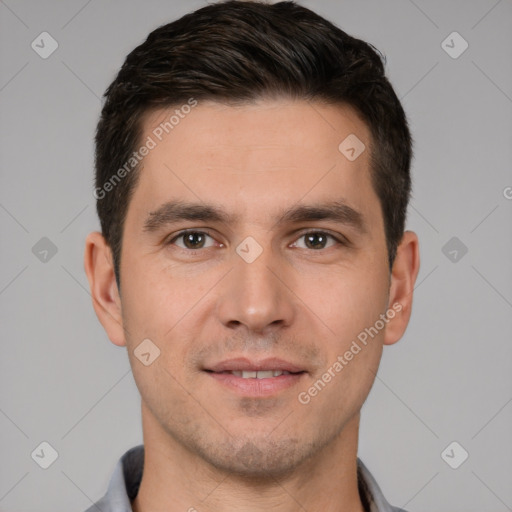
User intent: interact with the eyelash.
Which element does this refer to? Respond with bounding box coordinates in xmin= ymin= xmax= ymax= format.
xmin=166 ymin=229 xmax=347 ymax=254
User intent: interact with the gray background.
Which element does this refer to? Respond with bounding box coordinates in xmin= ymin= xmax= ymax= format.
xmin=1 ymin=0 xmax=511 ymax=511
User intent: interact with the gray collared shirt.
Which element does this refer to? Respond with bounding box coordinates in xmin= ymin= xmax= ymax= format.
xmin=84 ymin=444 xmax=408 ymax=512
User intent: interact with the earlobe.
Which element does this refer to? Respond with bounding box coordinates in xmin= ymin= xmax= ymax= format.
xmin=83 ymin=231 xmax=126 ymax=347
xmin=383 ymin=230 xmax=420 ymax=346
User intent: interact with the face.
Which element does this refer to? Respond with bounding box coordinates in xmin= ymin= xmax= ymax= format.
xmin=88 ymin=99 xmax=416 ymax=478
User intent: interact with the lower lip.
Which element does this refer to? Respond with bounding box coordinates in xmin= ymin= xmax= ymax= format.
xmin=206 ymin=371 xmax=305 ymax=396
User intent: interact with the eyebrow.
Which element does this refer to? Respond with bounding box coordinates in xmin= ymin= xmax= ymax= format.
xmin=143 ymin=199 xmax=366 ymax=234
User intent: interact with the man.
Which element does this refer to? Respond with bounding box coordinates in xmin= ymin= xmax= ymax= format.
xmin=84 ymin=1 xmax=420 ymax=511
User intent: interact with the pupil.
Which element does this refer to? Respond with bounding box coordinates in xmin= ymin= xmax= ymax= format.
xmin=185 ymin=232 xmax=204 ymax=249
xmin=306 ymin=233 xmax=326 ymax=249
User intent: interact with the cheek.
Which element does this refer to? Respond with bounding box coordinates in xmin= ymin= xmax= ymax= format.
xmin=120 ymin=253 xmax=204 ymax=334
xmin=119 ymin=260 xmax=214 ymax=379
xmin=300 ymin=265 xmax=389 ymax=344
xmin=129 ymin=357 xmax=196 ymax=431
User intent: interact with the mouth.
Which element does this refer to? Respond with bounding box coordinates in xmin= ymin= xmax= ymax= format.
xmin=203 ymin=358 xmax=307 ymax=396
xmin=213 ymin=369 xmax=296 ymax=379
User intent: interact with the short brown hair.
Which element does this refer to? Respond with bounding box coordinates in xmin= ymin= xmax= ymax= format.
xmin=94 ymin=0 xmax=412 ymax=288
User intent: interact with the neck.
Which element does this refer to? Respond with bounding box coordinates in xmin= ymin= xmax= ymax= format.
xmin=132 ymin=403 xmax=365 ymax=512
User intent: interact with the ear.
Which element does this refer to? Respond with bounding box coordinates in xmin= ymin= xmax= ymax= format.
xmin=84 ymin=231 xmax=126 ymax=347
xmin=383 ymin=230 xmax=420 ymax=346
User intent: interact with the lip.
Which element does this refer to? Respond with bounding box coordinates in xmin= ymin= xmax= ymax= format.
xmin=206 ymin=371 xmax=306 ymax=396
xmin=205 ymin=357 xmax=305 ymax=373
xmin=203 ymin=357 xmax=307 ymax=397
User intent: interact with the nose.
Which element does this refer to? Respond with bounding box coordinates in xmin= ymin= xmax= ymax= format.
xmin=215 ymin=244 xmax=296 ymax=336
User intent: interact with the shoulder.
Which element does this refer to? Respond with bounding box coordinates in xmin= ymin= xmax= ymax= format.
xmin=357 ymin=458 xmax=409 ymax=512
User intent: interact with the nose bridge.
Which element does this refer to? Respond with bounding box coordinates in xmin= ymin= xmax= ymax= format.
xmin=215 ymin=238 xmax=295 ymax=333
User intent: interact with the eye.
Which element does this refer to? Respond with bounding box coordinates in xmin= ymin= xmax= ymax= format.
xmin=166 ymin=229 xmax=344 ymax=253
xmin=291 ymin=231 xmax=342 ymax=250
xmin=168 ymin=230 xmax=218 ymax=250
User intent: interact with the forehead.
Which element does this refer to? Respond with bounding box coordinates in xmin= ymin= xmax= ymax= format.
xmin=129 ymin=99 xmax=380 ymax=230
xmin=142 ymin=99 xmax=370 ymax=168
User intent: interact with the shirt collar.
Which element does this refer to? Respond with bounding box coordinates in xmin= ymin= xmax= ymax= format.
xmin=85 ymin=444 xmax=407 ymax=512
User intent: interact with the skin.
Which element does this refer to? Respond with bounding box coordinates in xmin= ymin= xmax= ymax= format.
xmin=84 ymin=99 xmax=420 ymax=512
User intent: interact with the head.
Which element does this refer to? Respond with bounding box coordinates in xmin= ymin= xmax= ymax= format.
xmin=85 ymin=0 xmax=419 ymax=479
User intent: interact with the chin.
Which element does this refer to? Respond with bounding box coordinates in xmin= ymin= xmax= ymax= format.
xmin=193 ymin=435 xmax=322 ymax=480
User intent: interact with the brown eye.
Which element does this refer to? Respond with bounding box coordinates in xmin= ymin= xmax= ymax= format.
xmin=304 ymin=232 xmax=329 ymax=249
xmin=292 ymin=231 xmax=340 ymax=250
xmin=182 ymin=232 xmax=206 ymax=249
xmin=168 ymin=231 xmax=216 ymax=250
